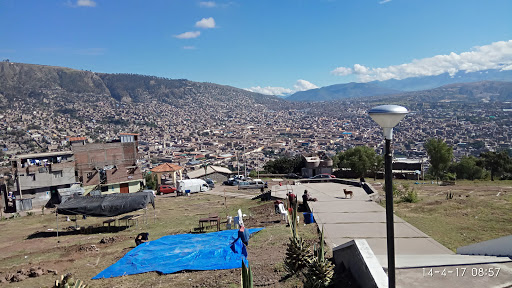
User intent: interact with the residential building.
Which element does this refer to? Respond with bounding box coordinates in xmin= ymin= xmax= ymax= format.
xmin=73 ymin=139 xmax=143 ymax=195
xmin=11 ymin=151 xmax=75 ymax=211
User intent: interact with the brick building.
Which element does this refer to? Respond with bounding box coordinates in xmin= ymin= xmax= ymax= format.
xmin=73 ymin=139 xmax=143 ymax=195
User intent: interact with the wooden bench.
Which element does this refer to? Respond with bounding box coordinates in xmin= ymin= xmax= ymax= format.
xmin=198 ymin=214 xmax=220 ymax=232
xmin=102 ymin=218 xmax=116 ymax=231
xmin=118 ymin=215 xmax=142 ymax=228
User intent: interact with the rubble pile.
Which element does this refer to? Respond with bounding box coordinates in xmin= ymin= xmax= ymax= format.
xmin=0 ymin=267 xmax=58 ymax=283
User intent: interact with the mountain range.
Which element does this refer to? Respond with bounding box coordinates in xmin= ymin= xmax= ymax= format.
xmin=286 ymin=69 xmax=512 ymax=102
xmin=1 ymin=62 xmax=511 ymax=109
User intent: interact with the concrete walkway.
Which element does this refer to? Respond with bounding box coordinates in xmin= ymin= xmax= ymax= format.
xmin=272 ymin=182 xmax=453 ymax=257
xmin=271 ymin=182 xmax=512 ymax=288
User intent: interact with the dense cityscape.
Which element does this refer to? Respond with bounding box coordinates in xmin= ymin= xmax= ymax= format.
xmin=1 ymin=91 xmax=510 ymax=175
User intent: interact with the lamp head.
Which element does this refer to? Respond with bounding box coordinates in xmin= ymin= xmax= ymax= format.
xmin=368 ymin=105 xmax=408 ymax=139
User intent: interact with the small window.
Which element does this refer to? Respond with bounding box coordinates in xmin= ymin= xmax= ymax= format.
xmin=53 ymin=171 xmax=63 ymax=178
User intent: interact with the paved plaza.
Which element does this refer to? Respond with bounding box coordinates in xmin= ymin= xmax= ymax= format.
xmin=271 ymin=181 xmax=512 ymax=288
xmin=271 ymin=182 xmax=453 ymax=256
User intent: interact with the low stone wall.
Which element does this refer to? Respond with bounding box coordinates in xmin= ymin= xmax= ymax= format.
xmin=333 ymin=239 xmax=388 ymax=288
xmin=297 ymin=178 xmax=380 ymax=198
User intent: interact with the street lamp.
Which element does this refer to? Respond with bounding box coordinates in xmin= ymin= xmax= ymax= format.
xmin=368 ymin=105 xmax=408 ymax=288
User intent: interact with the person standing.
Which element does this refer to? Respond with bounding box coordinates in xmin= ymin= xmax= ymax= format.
xmin=287 ymin=191 xmax=297 ymax=209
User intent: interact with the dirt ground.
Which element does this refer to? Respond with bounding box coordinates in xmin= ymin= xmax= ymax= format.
xmin=0 ymin=194 xmax=331 ymax=287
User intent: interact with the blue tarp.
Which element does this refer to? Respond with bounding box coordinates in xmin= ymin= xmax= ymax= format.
xmin=93 ymin=228 xmax=264 ymax=279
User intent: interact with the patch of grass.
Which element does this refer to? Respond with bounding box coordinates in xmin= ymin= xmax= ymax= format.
xmin=388 ymin=180 xmax=512 ymax=251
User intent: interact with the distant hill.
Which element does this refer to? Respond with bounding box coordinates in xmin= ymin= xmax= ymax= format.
xmin=286 ymin=69 xmax=512 ymax=102
xmin=374 ymin=69 xmax=512 ymax=92
xmin=376 ymin=81 xmax=512 ymax=103
xmin=286 ymin=82 xmax=402 ymax=102
xmin=0 ymin=62 xmax=287 ymax=109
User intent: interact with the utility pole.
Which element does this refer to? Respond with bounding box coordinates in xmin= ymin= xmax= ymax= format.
xmin=236 ymin=151 xmax=240 ymax=176
xmin=244 ymin=145 xmax=247 ymax=178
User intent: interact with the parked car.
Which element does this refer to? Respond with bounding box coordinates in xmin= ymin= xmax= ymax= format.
xmin=285 ymin=173 xmax=301 ymax=179
xmin=157 ymin=185 xmax=177 ymax=195
xmin=205 ymin=178 xmax=215 ymax=188
xmin=141 ymin=189 xmax=156 ymax=196
xmin=223 ymin=179 xmax=237 ymax=186
xmin=310 ymin=174 xmax=336 ymax=179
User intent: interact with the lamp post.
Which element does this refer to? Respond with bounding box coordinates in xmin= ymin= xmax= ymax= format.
xmin=368 ymin=105 xmax=408 ymax=288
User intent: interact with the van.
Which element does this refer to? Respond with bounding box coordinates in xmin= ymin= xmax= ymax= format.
xmin=177 ymin=179 xmax=210 ymax=194
xmin=238 ymin=179 xmax=267 ymax=190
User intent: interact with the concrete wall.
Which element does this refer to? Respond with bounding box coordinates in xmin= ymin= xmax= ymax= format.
xmin=333 ymin=239 xmax=388 ymax=288
xmin=18 ymin=163 xmax=75 ymax=190
xmin=457 ymin=235 xmax=512 ymax=257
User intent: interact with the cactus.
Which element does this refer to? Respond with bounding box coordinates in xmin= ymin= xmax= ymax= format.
xmin=54 ymin=274 xmax=88 ymax=288
xmin=241 ymin=260 xmax=253 ymax=288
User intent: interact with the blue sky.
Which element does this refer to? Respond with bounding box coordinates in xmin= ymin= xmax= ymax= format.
xmin=1 ymin=0 xmax=511 ymax=95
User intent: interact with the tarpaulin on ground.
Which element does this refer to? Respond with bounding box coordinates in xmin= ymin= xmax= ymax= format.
xmin=92 ymin=228 xmax=264 ymax=279
xmin=57 ymin=192 xmax=155 ymax=217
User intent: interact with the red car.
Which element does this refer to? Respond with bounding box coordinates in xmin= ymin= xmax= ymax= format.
xmin=157 ymin=185 xmax=177 ymax=195
xmin=310 ymin=174 xmax=336 ymax=179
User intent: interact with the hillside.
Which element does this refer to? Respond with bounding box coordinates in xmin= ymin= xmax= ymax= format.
xmin=286 ymin=82 xmax=401 ymax=102
xmin=0 ymin=62 xmax=286 ymax=109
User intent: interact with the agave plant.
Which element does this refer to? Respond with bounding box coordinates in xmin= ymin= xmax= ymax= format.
xmin=284 ymin=234 xmax=312 ymax=274
xmin=284 ymin=199 xmax=312 ymax=274
xmin=241 ymin=260 xmax=253 ymax=288
xmin=303 ymin=227 xmax=334 ymax=288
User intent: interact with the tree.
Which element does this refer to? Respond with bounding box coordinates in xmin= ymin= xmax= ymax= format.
xmin=145 ymin=172 xmax=157 ymax=190
xmin=337 ymin=146 xmax=377 ymax=178
xmin=371 ymin=155 xmax=384 ymax=180
xmin=478 ymin=151 xmax=511 ymax=181
xmin=425 ymin=138 xmax=453 ymax=183
xmin=263 ymin=155 xmax=304 ymax=174
xmin=450 ymin=156 xmax=483 ymax=180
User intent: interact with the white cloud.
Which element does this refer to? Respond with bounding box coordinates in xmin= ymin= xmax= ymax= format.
xmin=195 ymin=17 xmax=216 ymax=29
xmin=331 ymin=66 xmax=352 ymax=76
xmin=174 ymin=31 xmax=201 ymax=39
xmin=245 ymin=86 xmax=293 ymax=96
xmin=245 ymin=79 xmax=318 ymax=96
xmin=331 ymin=40 xmax=512 ymax=82
xmin=293 ymin=79 xmax=319 ymax=92
xmin=379 ymin=0 xmax=391 ymax=4
xmin=77 ymin=0 xmax=96 ymax=7
xmin=199 ymin=1 xmax=216 ymax=8
xmin=183 ymin=46 xmax=196 ymax=50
